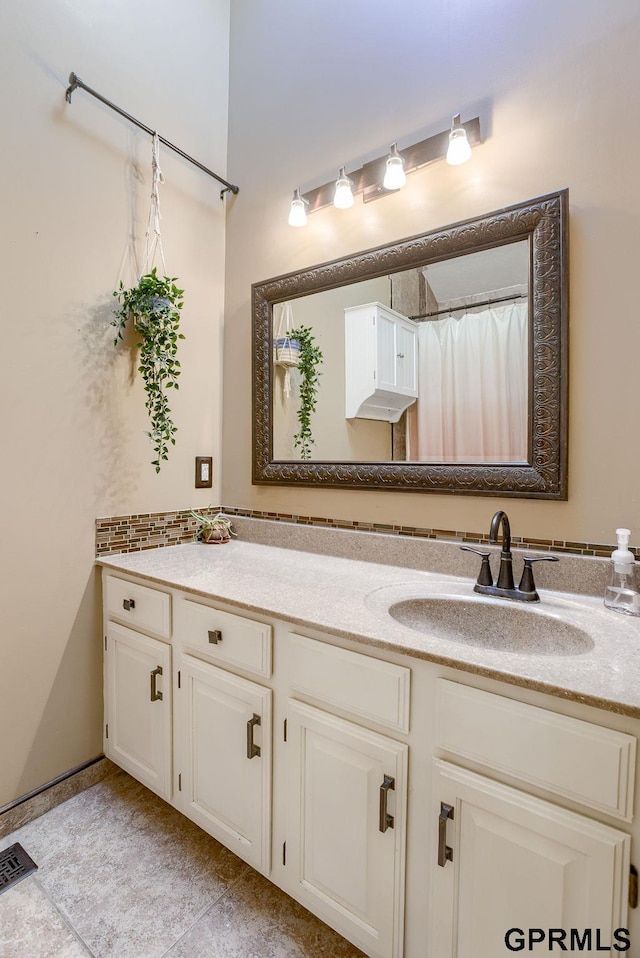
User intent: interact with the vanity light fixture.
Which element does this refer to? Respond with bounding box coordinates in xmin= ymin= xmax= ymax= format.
xmin=288 ymin=188 xmax=309 ymax=227
xmin=333 ymin=167 xmax=355 ymax=209
xmin=383 ymin=143 xmax=407 ymax=191
xmin=446 ymin=114 xmax=472 ymax=166
xmin=287 ymin=113 xmax=480 ymax=225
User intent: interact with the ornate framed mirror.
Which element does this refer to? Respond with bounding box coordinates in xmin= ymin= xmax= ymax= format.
xmin=252 ymin=190 xmax=568 ymax=498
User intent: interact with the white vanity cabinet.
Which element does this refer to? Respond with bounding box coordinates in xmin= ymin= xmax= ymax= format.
xmin=103 ymin=577 xmax=172 ymax=801
xmin=286 ymin=634 xmax=410 ymax=958
xmin=102 ymin=574 xmax=274 ymax=874
xmin=428 ymin=680 xmax=635 ymax=957
xmin=173 ymin=595 xmax=274 ymax=874
xmin=430 ymin=761 xmax=630 ymax=958
xmin=101 ymin=562 xmax=640 ymax=958
xmin=287 ymin=700 xmax=407 ymax=958
xmin=175 ymin=655 xmax=272 ymax=872
xmin=171 ymin=596 xmax=273 ymax=872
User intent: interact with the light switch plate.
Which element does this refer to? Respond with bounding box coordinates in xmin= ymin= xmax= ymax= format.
xmin=195 ymin=456 xmax=213 ymax=488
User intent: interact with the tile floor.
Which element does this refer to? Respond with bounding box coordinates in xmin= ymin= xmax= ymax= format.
xmin=0 ymin=769 xmax=364 ymax=958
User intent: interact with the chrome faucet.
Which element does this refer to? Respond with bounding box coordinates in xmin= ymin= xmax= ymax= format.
xmin=461 ymin=510 xmax=559 ymax=602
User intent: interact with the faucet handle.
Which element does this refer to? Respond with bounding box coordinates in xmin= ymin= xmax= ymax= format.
xmin=460 ymin=546 xmax=493 ymax=587
xmin=519 ymin=555 xmax=559 ymax=597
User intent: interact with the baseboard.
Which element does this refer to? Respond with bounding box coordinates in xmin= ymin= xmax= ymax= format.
xmin=0 ymin=756 xmax=116 ymax=839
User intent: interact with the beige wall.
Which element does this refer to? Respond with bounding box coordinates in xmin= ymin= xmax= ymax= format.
xmin=0 ymin=0 xmax=230 ymax=805
xmin=224 ymin=0 xmax=640 ymax=545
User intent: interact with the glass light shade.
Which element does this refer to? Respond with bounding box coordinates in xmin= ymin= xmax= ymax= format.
xmin=333 ymin=167 xmax=354 ymax=209
xmin=288 ymin=192 xmax=307 ymax=227
xmin=446 ymin=126 xmax=472 ymax=165
xmin=383 ymin=153 xmax=406 ymax=190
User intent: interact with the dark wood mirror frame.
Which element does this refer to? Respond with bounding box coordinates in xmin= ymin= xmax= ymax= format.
xmin=252 ymin=189 xmax=568 ymax=498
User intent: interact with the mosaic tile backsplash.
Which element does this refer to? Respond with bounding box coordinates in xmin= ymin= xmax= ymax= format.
xmin=96 ymin=509 xmax=207 ymax=555
xmin=96 ymin=506 xmax=630 ymax=559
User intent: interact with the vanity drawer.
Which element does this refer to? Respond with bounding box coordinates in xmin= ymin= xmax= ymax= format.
xmin=289 ymin=633 xmax=410 ymax=733
xmin=437 ymin=680 xmax=636 ymax=821
xmin=105 ymin=574 xmax=171 ymax=639
xmin=175 ymin=598 xmax=272 ymax=678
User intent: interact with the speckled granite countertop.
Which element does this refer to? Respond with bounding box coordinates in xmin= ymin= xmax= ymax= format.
xmin=98 ymin=541 xmax=640 ymax=719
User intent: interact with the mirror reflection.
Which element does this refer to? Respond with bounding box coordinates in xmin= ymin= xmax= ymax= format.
xmin=253 ymin=190 xmax=567 ymax=498
xmin=273 ymin=240 xmax=529 ymax=465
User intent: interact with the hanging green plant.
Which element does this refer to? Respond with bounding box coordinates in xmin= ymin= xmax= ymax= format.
xmin=288 ymin=325 xmax=323 ymax=460
xmin=112 ymin=267 xmax=185 ymax=472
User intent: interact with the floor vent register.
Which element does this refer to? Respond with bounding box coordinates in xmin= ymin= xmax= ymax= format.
xmin=0 ymin=843 xmax=38 ymax=895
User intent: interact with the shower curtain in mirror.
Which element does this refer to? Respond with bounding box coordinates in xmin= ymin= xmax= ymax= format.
xmin=406 ymin=301 xmax=528 ymax=463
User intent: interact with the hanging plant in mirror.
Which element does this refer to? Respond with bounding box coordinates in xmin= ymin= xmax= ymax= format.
xmin=288 ymin=325 xmax=323 ymax=460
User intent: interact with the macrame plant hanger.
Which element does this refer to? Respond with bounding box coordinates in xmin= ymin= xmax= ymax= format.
xmin=273 ymin=301 xmax=300 ymax=398
xmin=109 ymin=131 xmax=185 ymax=474
xmin=141 ymin=133 xmax=167 ymax=278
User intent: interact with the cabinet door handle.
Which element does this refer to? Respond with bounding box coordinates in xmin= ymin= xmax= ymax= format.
xmin=379 ymin=775 xmax=395 ymax=832
xmin=123 ymin=598 xmax=136 ymax=611
xmin=396 ymin=352 xmax=405 ymax=359
xmin=208 ymin=629 xmax=222 ymax=645
xmin=438 ymin=802 xmax=454 ymax=867
xmin=150 ymin=666 xmax=163 ymax=702
xmin=247 ymin=714 xmax=261 ymax=759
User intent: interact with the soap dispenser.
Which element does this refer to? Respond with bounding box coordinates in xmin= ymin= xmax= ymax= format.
xmin=604 ymin=528 xmax=640 ymax=616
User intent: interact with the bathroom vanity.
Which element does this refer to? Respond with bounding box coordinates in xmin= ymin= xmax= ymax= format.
xmin=99 ymin=539 xmax=640 ymax=958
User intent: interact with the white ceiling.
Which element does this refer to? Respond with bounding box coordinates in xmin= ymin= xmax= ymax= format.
xmin=423 ymin=240 xmax=529 ymax=304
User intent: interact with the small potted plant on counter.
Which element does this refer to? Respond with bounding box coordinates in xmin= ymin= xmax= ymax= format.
xmin=190 ymin=510 xmax=237 ymax=545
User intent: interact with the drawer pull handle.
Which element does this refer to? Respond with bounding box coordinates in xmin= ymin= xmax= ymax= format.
xmin=123 ymin=599 xmax=136 ymax=611
xmin=150 ymin=666 xmax=163 ymax=702
xmin=379 ymin=775 xmax=395 ymax=832
xmin=247 ymin=714 xmax=261 ymax=759
xmin=208 ymin=629 xmax=222 ymax=645
xmin=438 ymin=802 xmax=454 ymax=867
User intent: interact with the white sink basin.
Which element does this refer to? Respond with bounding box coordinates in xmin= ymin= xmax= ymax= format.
xmin=387 ymin=595 xmax=594 ymax=655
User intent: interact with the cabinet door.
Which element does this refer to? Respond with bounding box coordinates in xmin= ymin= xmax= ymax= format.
xmin=176 ymin=655 xmax=271 ymax=873
xmin=395 ymin=323 xmax=417 ymax=394
xmin=377 ymin=311 xmax=399 ymax=391
xmin=105 ymin=622 xmax=171 ymax=800
xmin=430 ymin=760 xmax=630 ymax=958
xmin=287 ymin=700 xmax=407 ymax=958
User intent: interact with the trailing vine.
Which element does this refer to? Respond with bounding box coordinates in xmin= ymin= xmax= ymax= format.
xmin=112 ymin=268 xmax=185 ymax=472
xmin=288 ymin=325 xmax=323 ymax=459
